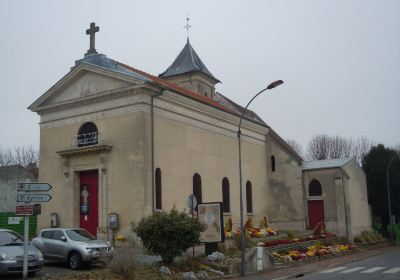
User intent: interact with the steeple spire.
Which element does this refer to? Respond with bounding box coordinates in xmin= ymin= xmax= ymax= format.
xmin=159 ymin=40 xmax=219 ymax=83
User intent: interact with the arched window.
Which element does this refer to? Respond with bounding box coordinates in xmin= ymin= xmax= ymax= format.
xmin=193 ymin=173 xmax=202 ymax=204
xmin=271 ymin=155 xmax=276 ymax=172
xmin=222 ymin=177 xmax=230 ymax=213
xmin=77 ymin=122 xmax=98 ymax=147
xmin=246 ymin=181 xmax=253 ymax=213
xmin=155 ymin=168 xmax=162 ymax=210
xmin=309 ymin=179 xmax=322 ymax=196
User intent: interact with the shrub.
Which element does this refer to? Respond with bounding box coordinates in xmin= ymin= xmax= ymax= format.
xmin=353 ymin=235 xmax=364 ymax=243
xmin=108 ymin=251 xmax=138 ymax=280
xmin=131 ymin=208 xmax=206 ymax=264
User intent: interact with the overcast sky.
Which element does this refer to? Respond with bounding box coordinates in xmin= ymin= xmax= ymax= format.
xmin=0 ymin=0 xmax=399 ymax=153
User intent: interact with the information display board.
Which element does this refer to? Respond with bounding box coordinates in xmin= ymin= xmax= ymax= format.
xmin=198 ymin=202 xmax=224 ymax=243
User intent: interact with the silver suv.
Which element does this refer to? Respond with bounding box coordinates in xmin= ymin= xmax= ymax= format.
xmin=32 ymin=228 xmax=113 ymax=269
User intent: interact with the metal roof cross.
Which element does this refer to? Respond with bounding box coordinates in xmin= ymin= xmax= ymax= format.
xmin=85 ymin=22 xmax=99 ymax=55
xmin=183 ymin=15 xmax=192 ymax=40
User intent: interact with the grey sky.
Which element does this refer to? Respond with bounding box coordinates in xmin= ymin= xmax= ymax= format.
xmin=0 ymin=0 xmax=399 ymax=152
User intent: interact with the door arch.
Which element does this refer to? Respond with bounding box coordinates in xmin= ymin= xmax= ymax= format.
xmin=307 ymin=179 xmax=324 ymax=229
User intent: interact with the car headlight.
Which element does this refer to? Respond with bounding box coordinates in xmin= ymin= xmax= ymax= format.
xmin=36 ymin=250 xmax=43 ymax=259
xmin=86 ymin=248 xmax=96 ymax=254
xmin=0 ymin=252 xmax=16 ymax=261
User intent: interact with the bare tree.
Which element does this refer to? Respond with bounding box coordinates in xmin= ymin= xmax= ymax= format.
xmin=392 ymin=143 xmax=400 ymax=153
xmin=306 ymin=135 xmax=374 ymax=164
xmin=352 ymin=136 xmax=375 ymax=164
xmin=286 ymin=139 xmax=304 ymax=158
xmin=306 ymin=134 xmax=330 ymax=160
xmin=0 ymin=146 xmax=38 ymax=168
xmin=0 ymin=148 xmax=13 ymax=166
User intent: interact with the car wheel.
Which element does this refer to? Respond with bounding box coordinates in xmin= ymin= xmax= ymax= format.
xmin=68 ymin=252 xmax=83 ymax=270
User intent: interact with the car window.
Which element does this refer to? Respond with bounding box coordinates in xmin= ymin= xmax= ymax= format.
xmin=54 ymin=230 xmax=65 ymax=241
xmin=0 ymin=231 xmax=23 ymax=245
xmin=65 ymin=229 xmax=95 ymax=241
xmin=42 ymin=230 xmax=54 ymax=239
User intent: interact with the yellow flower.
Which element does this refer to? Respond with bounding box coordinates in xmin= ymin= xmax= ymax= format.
xmin=116 ymin=235 xmax=126 ymax=241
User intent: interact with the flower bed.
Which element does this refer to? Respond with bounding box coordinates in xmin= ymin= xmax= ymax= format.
xmin=260 ymin=235 xmax=330 ymax=247
xmin=264 ymin=238 xmax=359 ymax=264
xmin=224 ymin=217 xmax=278 ymax=238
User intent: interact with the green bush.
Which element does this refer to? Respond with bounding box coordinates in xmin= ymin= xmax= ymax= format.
xmin=131 ymin=208 xmax=206 ymax=264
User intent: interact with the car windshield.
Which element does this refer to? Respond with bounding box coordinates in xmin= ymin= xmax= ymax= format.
xmin=65 ymin=229 xmax=95 ymax=241
xmin=0 ymin=231 xmax=24 ymax=246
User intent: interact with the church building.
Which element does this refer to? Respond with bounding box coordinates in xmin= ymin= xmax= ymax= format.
xmin=29 ymin=23 xmax=371 ymax=242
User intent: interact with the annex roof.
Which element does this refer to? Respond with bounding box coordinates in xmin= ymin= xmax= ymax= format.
xmin=159 ymin=39 xmax=220 ymax=83
xmin=302 ymin=158 xmax=353 ymax=170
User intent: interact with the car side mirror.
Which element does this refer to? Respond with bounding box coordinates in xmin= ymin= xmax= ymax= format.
xmin=61 ymin=236 xmax=67 ymax=242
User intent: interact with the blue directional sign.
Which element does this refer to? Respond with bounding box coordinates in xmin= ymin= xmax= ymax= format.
xmin=16 ymin=193 xmax=52 ymax=203
xmin=18 ymin=183 xmax=52 ymax=192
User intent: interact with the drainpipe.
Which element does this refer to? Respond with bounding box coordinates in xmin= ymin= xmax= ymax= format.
xmin=151 ymin=89 xmax=164 ymax=214
xmin=341 ymin=169 xmax=350 ymax=240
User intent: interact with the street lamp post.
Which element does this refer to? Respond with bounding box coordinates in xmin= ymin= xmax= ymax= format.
xmin=237 ymin=80 xmax=283 ymax=276
xmin=386 ymin=153 xmax=399 ymax=246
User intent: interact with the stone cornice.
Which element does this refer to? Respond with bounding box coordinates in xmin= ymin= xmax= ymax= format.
xmin=57 ymin=144 xmax=113 ymax=158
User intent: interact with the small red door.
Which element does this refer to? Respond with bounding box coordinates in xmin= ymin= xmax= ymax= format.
xmin=307 ymin=200 xmax=324 ymax=230
xmin=79 ymin=170 xmax=99 ymax=237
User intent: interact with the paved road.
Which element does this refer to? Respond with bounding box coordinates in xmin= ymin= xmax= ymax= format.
xmin=299 ymin=250 xmax=400 ymax=280
xmin=1 ymin=252 xmax=160 ymax=279
xmin=1 ymin=261 xmax=102 ymax=280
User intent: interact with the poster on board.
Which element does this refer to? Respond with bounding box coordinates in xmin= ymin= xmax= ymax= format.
xmin=198 ymin=202 xmax=224 ymax=243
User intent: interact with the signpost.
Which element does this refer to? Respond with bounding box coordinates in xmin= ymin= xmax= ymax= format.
xmin=17 ymin=193 xmax=52 ymax=202
xmin=16 ymin=182 xmax=52 ymax=279
xmin=18 ymin=183 xmax=52 ymax=192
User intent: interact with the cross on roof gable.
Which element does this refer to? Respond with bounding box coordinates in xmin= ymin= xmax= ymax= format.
xmin=85 ymin=22 xmax=99 ymax=55
xmin=159 ymin=39 xmax=220 ymax=83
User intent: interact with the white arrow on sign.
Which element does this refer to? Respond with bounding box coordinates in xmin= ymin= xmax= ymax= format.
xmin=18 ymin=183 xmax=52 ymax=192
xmin=16 ymin=193 xmax=52 ymax=202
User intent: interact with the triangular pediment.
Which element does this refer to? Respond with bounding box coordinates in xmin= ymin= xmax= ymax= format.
xmin=29 ymin=63 xmax=147 ymax=111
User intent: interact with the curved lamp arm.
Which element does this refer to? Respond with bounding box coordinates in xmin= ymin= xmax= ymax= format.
xmin=237 ymin=80 xmax=283 ymax=137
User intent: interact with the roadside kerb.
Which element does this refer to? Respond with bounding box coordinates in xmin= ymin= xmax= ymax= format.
xmin=229 ymin=244 xmax=399 ymax=279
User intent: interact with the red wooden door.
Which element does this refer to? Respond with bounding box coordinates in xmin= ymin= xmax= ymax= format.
xmin=307 ymin=200 xmax=324 ymax=230
xmin=79 ymin=170 xmax=99 ymax=237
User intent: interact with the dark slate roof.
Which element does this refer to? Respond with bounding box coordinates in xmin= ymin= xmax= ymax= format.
xmin=159 ymin=39 xmax=220 ymax=83
xmin=73 ymin=53 xmax=151 ymax=82
xmin=212 ymin=92 xmax=266 ymax=125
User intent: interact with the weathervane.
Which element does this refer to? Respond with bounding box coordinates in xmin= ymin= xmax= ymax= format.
xmin=183 ymin=14 xmax=192 ymax=40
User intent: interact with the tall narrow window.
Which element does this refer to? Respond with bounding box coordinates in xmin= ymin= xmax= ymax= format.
xmin=193 ymin=173 xmax=202 ymax=204
xmin=271 ymin=155 xmax=276 ymax=172
xmin=246 ymin=181 xmax=253 ymax=213
xmin=222 ymin=177 xmax=230 ymax=213
xmin=77 ymin=122 xmax=98 ymax=147
xmin=309 ymin=179 xmax=322 ymax=196
xmin=155 ymin=168 xmax=162 ymax=210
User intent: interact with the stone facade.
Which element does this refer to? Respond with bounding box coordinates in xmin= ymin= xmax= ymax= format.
xmin=29 ymin=54 xmax=306 ymax=240
xmin=29 ymin=36 xmax=371 ymax=242
xmin=302 ymin=158 xmax=372 ymax=240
